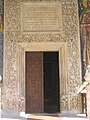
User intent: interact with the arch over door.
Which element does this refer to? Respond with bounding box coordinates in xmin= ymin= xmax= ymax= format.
xmin=25 ymin=52 xmax=43 ymax=113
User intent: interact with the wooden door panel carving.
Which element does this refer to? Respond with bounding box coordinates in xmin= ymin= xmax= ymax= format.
xmin=26 ymin=52 xmax=43 ymax=113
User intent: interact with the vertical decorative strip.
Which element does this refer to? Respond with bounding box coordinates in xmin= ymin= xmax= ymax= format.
xmin=78 ymin=0 xmax=90 ymax=80
xmin=0 ymin=0 xmax=3 ymax=32
xmin=0 ymin=0 xmax=3 ymax=77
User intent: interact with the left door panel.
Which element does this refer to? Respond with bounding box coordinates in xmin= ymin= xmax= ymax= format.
xmin=25 ymin=52 xmax=43 ymax=113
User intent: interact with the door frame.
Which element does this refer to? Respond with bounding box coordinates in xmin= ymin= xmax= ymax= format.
xmin=17 ymin=42 xmax=68 ymax=112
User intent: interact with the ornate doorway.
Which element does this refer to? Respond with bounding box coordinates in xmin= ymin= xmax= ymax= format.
xmin=25 ymin=52 xmax=60 ymax=113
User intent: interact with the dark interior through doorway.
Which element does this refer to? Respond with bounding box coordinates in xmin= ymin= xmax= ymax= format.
xmin=43 ymin=52 xmax=60 ymax=113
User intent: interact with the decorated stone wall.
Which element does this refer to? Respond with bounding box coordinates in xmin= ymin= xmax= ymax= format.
xmin=3 ymin=0 xmax=82 ymax=113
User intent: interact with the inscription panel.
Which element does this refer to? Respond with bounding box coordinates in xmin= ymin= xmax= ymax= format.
xmin=21 ymin=2 xmax=62 ymax=32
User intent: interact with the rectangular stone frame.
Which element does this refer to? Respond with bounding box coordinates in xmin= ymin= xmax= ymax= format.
xmin=21 ymin=1 xmax=62 ymax=32
xmin=17 ymin=42 xmax=68 ymax=112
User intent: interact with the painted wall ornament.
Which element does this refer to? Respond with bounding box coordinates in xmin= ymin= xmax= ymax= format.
xmin=79 ymin=0 xmax=90 ymax=80
xmin=84 ymin=65 xmax=90 ymax=81
xmin=0 ymin=16 xmax=2 ymax=32
xmin=0 ymin=0 xmax=3 ymax=32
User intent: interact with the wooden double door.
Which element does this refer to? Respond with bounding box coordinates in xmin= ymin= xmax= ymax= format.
xmin=25 ymin=52 xmax=60 ymax=113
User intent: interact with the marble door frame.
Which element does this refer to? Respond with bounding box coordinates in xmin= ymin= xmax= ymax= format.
xmin=17 ymin=42 xmax=68 ymax=112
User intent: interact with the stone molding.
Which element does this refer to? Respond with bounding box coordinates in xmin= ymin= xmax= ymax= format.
xmin=17 ymin=42 xmax=68 ymax=96
xmin=17 ymin=42 xmax=68 ymax=112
